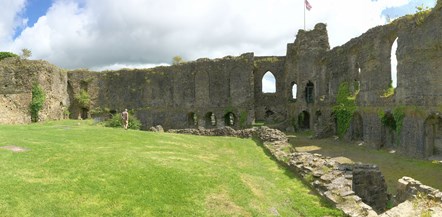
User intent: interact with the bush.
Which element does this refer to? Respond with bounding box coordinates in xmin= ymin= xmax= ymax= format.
xmin=74 ymin=90 xmax=91 ymax=108
xmin=0 ymin=52 xmax=18 ymax=60
xmin=104 ymin=112 xmax=141 ymax=130
xmin=30 ymin=84 xmax=46 ymax=122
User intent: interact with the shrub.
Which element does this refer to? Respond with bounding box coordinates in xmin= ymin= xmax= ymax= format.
xmin=30 ymin=84 xmax=46 ymax=122
xmin=74 ymin=90 xmax=91 ymax=108
xmin=0 ymin=52 xmax=18 ymax=60
xmin=104 ymin=112 xmax=141 ymax=130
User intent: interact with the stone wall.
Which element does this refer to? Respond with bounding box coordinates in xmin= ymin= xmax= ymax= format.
xmin=0 ymin=58 xmax=68 ymax=124
xmin=68 ymin=53 xmax=257 ymax=130
xmin=253 ymin=56 xmax=287 ymax=125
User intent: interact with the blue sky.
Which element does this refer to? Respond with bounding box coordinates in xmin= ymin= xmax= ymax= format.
xmin=1 ymin=0 xmax=438 ymax=72
xmin=13 ymin=0 xmax=53 ymax=38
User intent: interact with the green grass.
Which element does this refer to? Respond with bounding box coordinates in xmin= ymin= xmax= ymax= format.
xmin=289 ymin=134 xmax=442 ymax=194
xmin=0 ymin=120 xmax=342 ymax=217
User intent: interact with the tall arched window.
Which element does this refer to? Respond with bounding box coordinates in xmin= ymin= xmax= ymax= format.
xmin=305 ymin=81 xmax=314 ymax=103
xmin=391 ymin=37 xmax=398 ymax=88
xmin=262 ymin=71 xmax=276 ymax=93
xmin=291 ymin=82 xmax=297 ymax=100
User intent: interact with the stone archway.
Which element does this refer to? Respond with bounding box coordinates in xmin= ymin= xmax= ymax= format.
xmin=205 ymin=112 xmax=217 ymax=128
xmin=298 ymin=111 xmax=310 ymax=130
xmin=424 ymin=115 xmax=442 ymax=158
xmin=224 ymin=112 xmax=236 ymax=127
xmin=350 ymin=112 xmax=363 ymax=141
xmin=187 ymin=112 xmax=198 ymax=127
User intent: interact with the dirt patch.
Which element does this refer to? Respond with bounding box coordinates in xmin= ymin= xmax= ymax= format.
xmin=0 ymin=145 xmax=29 ymax=152
xmin=205 ymin=189 xmax=251 ymax=217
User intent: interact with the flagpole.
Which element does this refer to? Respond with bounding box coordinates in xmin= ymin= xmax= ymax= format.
xmin=304 ymin=0 xmax=306 ymax=30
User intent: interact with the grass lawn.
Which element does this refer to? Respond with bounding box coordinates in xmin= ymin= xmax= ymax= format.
xmin=0 ymin=120 xmax=342 ymax=217
xmin=289 ymin=132 xmax=442 ymax=194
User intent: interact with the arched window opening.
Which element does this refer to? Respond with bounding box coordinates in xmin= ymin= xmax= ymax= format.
xmin=298 ymin=111 xmax=310 ymax=130
xmin=305 ymin=81 xmax=314 ymax=104
xmin=356 ymin=62 xmax=361 ymax=74
xmin=262 ymin=71 xmax=276 ymax=93
xmin=391 ymin=37 xmax=398 ymax=88
xmin=224 ymin=112 xmax=236 ymax=126
xmin=265 ymin=109 xmax=274 ymax=118
xmin=291 ymin=82 xmax=298 ymax=100
xmin=205 ymin=112 xmax=217 ymax=128
xmin=188 ymin=112 xmax=198 ymax=127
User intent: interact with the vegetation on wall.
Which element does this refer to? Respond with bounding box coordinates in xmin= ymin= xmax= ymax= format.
xmin=381 ymin=80 xmax=395 ymax=98
xmin=333 ymin=82 xmax=357 ymax=137
xmin=0 ymin=52 xmax=18 ymax=60
xmin=414 ymin=4 xmax=432 ymax=25
xmin=392 ymin=106 xmax=405 ymax=135
xmin=239 ymin=111 xmax=248 ymax=128
xmin=172 ymin=56 xmax=185 ymax=65
xmin=30 ymin=84 xmax=46 ymax=122
xmin=74 ymin=90 xmax=91 ymax=108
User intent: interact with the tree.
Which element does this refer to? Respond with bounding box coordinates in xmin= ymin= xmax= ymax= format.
xmin=21 ymin=48 xmax=32 ymax=60
xmin=172 ymin=56 xmax=185 ymax=65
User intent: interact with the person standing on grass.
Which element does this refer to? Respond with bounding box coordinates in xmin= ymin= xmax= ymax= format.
xmin=121 ymin=109 xmax=129 ymax=130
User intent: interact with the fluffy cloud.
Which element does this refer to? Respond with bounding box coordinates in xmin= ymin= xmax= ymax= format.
xmin=2 ymin=0 xmax=415 ymax=70
xmin=0 ymin=0 xmax=26 ymax=45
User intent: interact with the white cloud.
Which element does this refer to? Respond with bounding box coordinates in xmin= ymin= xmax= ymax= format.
xmin=0 ymin=0 xmax=26 ymax=47
xmin=2 ymin=0 xmax=414 ymax=70
xmin=90 ymin=63 xmax=169 ymax=71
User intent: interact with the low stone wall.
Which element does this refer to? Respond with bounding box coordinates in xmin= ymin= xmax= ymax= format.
xmin=395 ymin=176 xmax=442 ymax=203
xmin=167 ymin=126 xmax=256 ymax=138
xmin=287 ymin=152 xmax=379 ymax=216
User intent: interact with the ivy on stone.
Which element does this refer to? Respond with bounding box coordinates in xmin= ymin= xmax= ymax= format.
xmin=333 ymin=82 xmax=357 ymax=137
xmin=30 ymin=84 xmax=46 ymax=122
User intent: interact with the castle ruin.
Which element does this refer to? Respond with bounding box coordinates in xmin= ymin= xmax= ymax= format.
xmin=1 ymin=1 xmax=441 ymax=159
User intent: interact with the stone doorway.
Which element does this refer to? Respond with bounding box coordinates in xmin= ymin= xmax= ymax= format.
xmin=205 ymin=112 xmax=216 ymax=128
xmin=187 ymin=112 xmax=197 ymax=127
xmin=298 ymin=111 xmax=310 ymax=130
xmin=81 ymin=108 xmax=89 ymax=120
xmin=424 ymin=115 xmax=442 ymax=159
xmin=350 ymin=112 xmax=363 ymax=141
xmin=224 ymin=112 xmax=236 ymax=127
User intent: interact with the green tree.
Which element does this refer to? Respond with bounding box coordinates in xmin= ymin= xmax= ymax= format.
xmin=172 ymin=56 xmax=185 ymax=65
xmin=21 ymin=48 xmax=32 ymax=60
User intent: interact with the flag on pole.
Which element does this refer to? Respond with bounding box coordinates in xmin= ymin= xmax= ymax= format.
xmin=305 ymin=0 xmax=312 ymax=11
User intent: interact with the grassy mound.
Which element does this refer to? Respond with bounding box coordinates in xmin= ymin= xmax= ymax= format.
xmin=0 ymin=120 xmax=342 ymax=216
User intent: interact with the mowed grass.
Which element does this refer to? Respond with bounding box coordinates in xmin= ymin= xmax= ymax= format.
xmin=0 ymin=120 xmax=342 ymax=217
xmin=289 ymin=132 xmax=442 ymax=194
